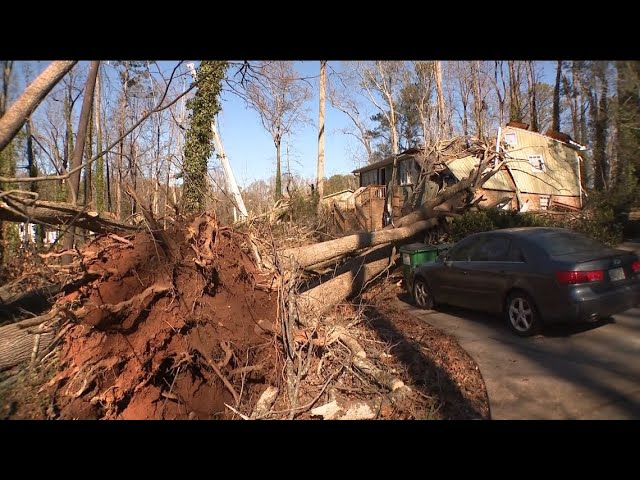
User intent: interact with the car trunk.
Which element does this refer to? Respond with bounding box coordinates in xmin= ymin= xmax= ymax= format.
xmin=553 ymin=249 xmax=639 ymax=291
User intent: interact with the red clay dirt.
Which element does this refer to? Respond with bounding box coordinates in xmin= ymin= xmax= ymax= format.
xmin=46 ymin=218 xmax=278 ymax=420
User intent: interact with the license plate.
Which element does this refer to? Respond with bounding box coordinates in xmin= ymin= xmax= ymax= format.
xmin=402 ymin=253 xmax=411 ymax=265
xmin=609 ymin=267 xmax=625 ymax=282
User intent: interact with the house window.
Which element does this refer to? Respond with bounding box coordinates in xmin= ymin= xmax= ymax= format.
xmin=528 ymin=154 xmax=546 ymax=173
xmin=540 ymin=195 xmax=550 ymax=211
xmin=503 ymin=132 xmax=517 ymax=147
xmin=398 ymin=160 xmax=417 ymax=186
xmin=361 ymin=170 xmax=377 ymax=187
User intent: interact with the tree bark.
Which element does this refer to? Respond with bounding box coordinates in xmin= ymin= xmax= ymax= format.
xmin=316 ymin=60 xmax=326 ymax=214
xmin=0 ymin=193 xmax=140 ymax=234
xmin=0 ymin=61 xmax=77 ymax=152
xmin=297 ymin=247 xmax=394 ymax=317
xmin=527 ymin=61 xmax=538 ymax=132
xmin=275 ymin=137 xmax=282 ymax=200
xmin=552 ymin=61 xmax=562 ymax=132
xmin=62 ymin=61 xmax=100 ymax=261
xmin=0 ymin=316 xmax=58 ymax=371
xmin=435 ymin=61 xmax=447 ymax=140
xmin=281 ymin=217 xmax=440 ymax=269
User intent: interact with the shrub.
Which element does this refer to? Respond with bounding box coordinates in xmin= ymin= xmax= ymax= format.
xmin=449 ymin=206 xmax=622 ymax=246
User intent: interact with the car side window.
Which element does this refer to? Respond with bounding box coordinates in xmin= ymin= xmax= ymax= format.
xmin=470 ymin=236 xmax=511 ymax=262
xmin=448 ymin=237 xmax=478 ymax=261
xmin=506 ymin=242 xmax=526 ymax=262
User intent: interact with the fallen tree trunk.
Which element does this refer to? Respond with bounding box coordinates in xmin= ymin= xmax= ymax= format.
xmin=279 ymin=160 xmax=502 ymax=271
xmin=0 ymin=61 xmax=77 ymax=153
xmin=281 ymin=217 xmax=442 ymax=270
xmin=0 ymin=312 xmax=62 ymax=370
xmin=297 ymin=246 xmax=394 ymax=318
xmin=0 ymin=193 xmax=140 ymax=234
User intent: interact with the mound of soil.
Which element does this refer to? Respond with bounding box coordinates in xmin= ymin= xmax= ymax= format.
xmin=46 ymin=216 xmax=278 ymax=420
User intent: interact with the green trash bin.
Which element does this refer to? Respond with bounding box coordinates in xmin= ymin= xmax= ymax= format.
xmin=399 ymin=242 xmax=454 ymax=293
xmin=399 ymin=243 xmax=438 ymax=288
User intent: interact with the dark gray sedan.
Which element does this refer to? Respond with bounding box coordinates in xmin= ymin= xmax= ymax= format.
xmin=411 ymin=227 xmax=640 ymax=336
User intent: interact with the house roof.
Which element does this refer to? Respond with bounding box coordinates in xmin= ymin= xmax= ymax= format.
xmin=447 ymin=156 xmax=514 ymax=192
xmin=321 ymin=189 xmax=353 ymax=199
xmin=352 ymin=148 xmax=421 ymax=174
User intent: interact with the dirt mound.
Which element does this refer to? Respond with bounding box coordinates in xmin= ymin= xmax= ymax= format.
xmin=48 ymin=215 xmax=278 ymax=419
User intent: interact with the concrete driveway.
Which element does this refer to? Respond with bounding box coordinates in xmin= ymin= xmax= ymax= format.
xmin=394 ymin=298 xmax=640 ymax=419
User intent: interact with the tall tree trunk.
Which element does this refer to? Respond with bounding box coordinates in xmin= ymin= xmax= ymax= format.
xmin=471 ymin=61 xmax=484 ymax=139
xmin=462 ymin=102 xmax=469 ymax=137
xmin=84 ymin=102 xmax=93 ymax=207
xmin=552 ymin=60 xmax=562 ymax=132
xmin=508 ymin=61 xmax=523 ymax=122
xmin=130 ymin=140 xmax=137 ymax=215
xmin=527 ymin=61 xmax=538 ymax=132
xmin=62 ymin=61 xmax=100 ymax=262
xmin=615 ymin=61 xmax=640 ymax=186
xmin=494 ymin=61 xmax=507 ymax=127
xmin=0 ymin=61 xmax=77 ymax=152
xmin=94 ymin=68 xmax=105 ymax=212
xmin=25 ymin=118 xmax=41 ymax=246
xmin=0 ymin=61 xmax=13 ymax=264
xmin=435 ymin=61 xmax=447 ymax=140
xmin=275 ymin=136 xmax=282 ymax=200
xmin=316 ymin=60 xmax=326 ymax=214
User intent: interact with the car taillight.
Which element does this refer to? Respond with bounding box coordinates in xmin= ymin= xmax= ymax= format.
xmin=555 ymin=270 xmax=604 ymax=284
xmin=632 ymin=261 xmax=640 ymax=273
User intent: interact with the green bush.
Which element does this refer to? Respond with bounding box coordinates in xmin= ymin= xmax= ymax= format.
xmin=449 ymin=209 xmax=551 ymax=242
xmin=449 ymin=206 xmax=623 ymax=247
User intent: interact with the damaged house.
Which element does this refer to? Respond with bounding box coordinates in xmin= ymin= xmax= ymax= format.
xmin=328 ymin=123 xmax=586 ymax=233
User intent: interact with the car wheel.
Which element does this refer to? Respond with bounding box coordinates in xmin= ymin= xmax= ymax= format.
xmin=413 ymin=277 xmax=434 ymax=310
xmin=505 ymin=291 xmax=540 ymax=337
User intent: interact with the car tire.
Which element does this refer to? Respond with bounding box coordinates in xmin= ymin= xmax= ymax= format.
xmin=505 ymin=291 xmax=540 ymax=337
xmin=413 ymin=277 xmax=434 ymax=310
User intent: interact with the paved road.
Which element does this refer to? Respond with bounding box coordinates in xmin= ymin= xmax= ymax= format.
xmin=394 ymin=298 xmax=640 ymax=419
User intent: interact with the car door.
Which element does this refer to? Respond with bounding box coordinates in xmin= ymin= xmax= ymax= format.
xmin=463 ymin=234 xmax=514 ymax=313
xmin=437 ymin=235 xmax=482 ymax=308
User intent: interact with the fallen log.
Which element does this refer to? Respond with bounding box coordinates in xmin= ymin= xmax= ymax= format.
xmin=0 ymin=193 xmax=140 ymax=234
xmin=0 ymin=311 xmax=62 ymax=370
xmin=281 ymin=217 xmax=442 ymax=270
xmin=0 ymin=61 xmax=77 ymax=153
xmin=297 ymin=246 xmax=395 ymax=318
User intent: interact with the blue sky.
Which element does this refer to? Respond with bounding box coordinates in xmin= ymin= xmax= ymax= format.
xmin=217 ymin=61 xmax=357 ymax=187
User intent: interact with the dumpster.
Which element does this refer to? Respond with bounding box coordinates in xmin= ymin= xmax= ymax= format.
xmin=399 ymin=242 xmax=454 ymax=291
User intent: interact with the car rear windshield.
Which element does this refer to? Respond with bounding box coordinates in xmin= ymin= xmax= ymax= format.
xmin=536 ymin=231 xmax=606 ymax=256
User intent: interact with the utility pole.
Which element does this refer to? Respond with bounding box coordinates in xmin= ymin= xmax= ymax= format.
xmin=186 ymin=63 xmax=247 ymax=221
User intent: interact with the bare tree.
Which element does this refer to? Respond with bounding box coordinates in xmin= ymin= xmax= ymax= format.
xmin=508 ymin=61 xmax=525 ymax=122
xmin=357 ymin=61 xmax=406 ymax=155
xmin=412 ymin=61 xmax=435 ymax=146
xmin=62 ymin=61 xmax=100 ymax=259
xmin=552 ymin=60 xmax=562 ymax=132
xmin=470 ymin=61 xmax=487 ymax=139
xmin=0 ymin=61 xmax=77 ymax=153
xmin=316 ymin=60 xmax=326 ymax=213
xmin=526 ymin=61 xmax=539 ymax=131
xmin=434 ymin=61 xmax=448 ymax=139
xmin=244 ymin=61 xmax=310 ymax=200
xmin=328 ymin=63 xmax=374 ymax=165
xmin=451 ymin=62 xmax=472 ymax=137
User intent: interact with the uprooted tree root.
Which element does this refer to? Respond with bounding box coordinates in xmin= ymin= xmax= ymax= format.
xmin=8 ymin=213 xmax=279 ymax=420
